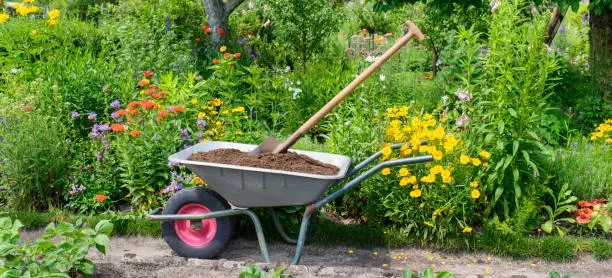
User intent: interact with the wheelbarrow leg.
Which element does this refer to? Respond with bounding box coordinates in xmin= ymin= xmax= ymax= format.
xmin=291 ymin=213 xmax=312 ymax=265
xmin=241 ymin=209 xmax=271 ymax=264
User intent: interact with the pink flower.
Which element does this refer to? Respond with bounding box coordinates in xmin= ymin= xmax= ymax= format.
xmin=490 ymin=1 xmax=500 ymax=13
xmin=454 ymin=88 xmax=472 ymax=101
xmin=456 ymin=116 xmax=469 ymax=127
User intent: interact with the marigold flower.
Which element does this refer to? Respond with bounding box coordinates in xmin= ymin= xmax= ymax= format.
xmin=440 ymin=169 xmax=451 ymax=179
xmin=460 ymin=155 xmax=471 ymax=165
xmin=231 ymin=106 xmax=245 ymax=113
xmin=462 ymin=227 xmax=472 ymax=233
xmin=30 ymin=29 xmax=37 ymax=36
xmin=116 ymin=109 xmax=129 ymax=116
xmin=130 ymin=130 xmax=141 ymax=137
xmin=442 ymin=176 xmax=452 ymax=183
xmin=48 ymin=9 xmax=60 ymax=19
xmin=220 ymin=46 xmax=227 ymax=52
xmin=471 ymin=158 xmax=482 ymax=166
xmin=223 ymin=52 xmax=231 ymax=58
xmin=398 ymin=168 xmax=409 ymax=177
xmin=470 ymin=181 xmax=479 ymax=188
xmin=143 ymin=70 xmax=154 ymax=77
xmin=94 ymin=194 xmax=107 ymax=202
xmin=432 ymin=151 xmax=443 ymax=160
xmin=421 ymin=174 xmax=436 ymax=183
xmin=480 ymin=150 xmax=491 ymax=160
xmin=381 ymin=168 xmax=391 ymax=176
xmin=0 ymin=13 xmax=11 ymax=24
xmin=158 ymin=110 xmax=169 ymax=118
xmin=110 ymin=124 xmax=126 ymax=132
xmin=399 ymin=177 xmax=410 ymax=186
xmin=381 ymin=146 xmax=392 ymax=157
xmin=471 ymin=189 xmax=480 ymax=199
xmin=194 ymin=176 xmax=204 ymax=184
xmin=47 ymin=19 xmax=58 ymax=26
xmin=410 ymin=189 xmax=421 ymax=198
xmin=213 ymin=59 xmax=220 ymax=64
xmin=429 ymin=165 xmax=443 ymax=175
xmin=137 ymin=79 xmax=150 ymax=87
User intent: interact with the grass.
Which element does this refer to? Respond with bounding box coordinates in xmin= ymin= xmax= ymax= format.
xmin=3 ymin=210 xmax=612 ymax=262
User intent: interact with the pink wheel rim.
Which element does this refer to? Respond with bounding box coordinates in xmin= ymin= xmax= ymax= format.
xmin=175 ymin=203 xmax=217 ymax=247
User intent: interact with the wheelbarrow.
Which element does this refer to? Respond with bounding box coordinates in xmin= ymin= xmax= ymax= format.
xmin=147 ymin=141 xmax=432 ymax=265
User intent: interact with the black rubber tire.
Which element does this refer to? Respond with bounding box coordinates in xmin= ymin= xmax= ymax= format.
xmin=161 ymin=187 xmax=233 ymax=259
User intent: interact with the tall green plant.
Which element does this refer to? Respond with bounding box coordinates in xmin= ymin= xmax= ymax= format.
xmin=453 ymin=1 xmax=560 ymax=219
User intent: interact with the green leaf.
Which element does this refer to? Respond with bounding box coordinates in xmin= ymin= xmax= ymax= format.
xmin=548 ymin=271 xmax=561 ymax=278
xmin=542 ymin=220 xmax=553 ymax=233
xmin=436 ymin=271 xmax=455 ymax=278
xmin=512 ymin=141 xmax=519 ymax=156
xmin=507 ymin=108 xmax=517 ymax=118
xmin=75 ymin=260 xmax=95 ymax=275
xmin=96 ymin=244 xmax=106 ymax=256
xmin=423 ymin=268 xmax=434 ymax=278
xmin=0 ymin=243 xmax=15 ymax=256
xmin=403 ymin=270 xmax=414 ymax=278
xmin=38 ymin=274 xmax=70 ymax=278
xmin=95 ymin=220 xmax=113 ymax=235
xmin=494 ymin=187 xmax=504 ymax=203
xmin=94 ymin=234 xmax=110 ymax=247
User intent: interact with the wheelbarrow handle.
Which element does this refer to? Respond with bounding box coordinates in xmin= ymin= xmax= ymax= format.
xmin=306 ymin=154 xmax=433 ymax=216
xmin=346 ymin=140 xmax=427 ymax=176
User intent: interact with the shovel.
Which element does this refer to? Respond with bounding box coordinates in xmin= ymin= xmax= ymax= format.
xmin=252 ymin=20 xmax=425 ymax=155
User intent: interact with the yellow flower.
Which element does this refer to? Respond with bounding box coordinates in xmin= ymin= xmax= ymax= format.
xmin=432 ymin=127 xmax=445 ymax=139
xmin=412 ymin=184 xmax=419 ymax=189
xmin=471 ymin=158 xmax=482 ymax=166
xmin=47 ymin=19 xmax=58 ymax=26
xmin=209 ymin=98 xmax=223 ymax=107
xmin=220 ymin=46 xmax=227 ymax=52
xmin=483 ymin=162 xmax=489 ymax=167
xmin=382 ymin=263 xmax=389 ymax=267
xmin=30 ymin=29 xmax=37 ymax=36
xmin=424 ymin=221 xmax=434 ymax=227
xmin=429 ymin=165 xmax=443 ymax=175
xmin=231 ymin=106 xmax=245 ymax=113
xmin=470 ymin=181 xmax=479 ymax=188
xmin=471 ymin=189 xmax=480 ymax=199
xmin=398 ymin=168 xmax=409 ymax=177
xmin=410 ymin=189 xmax=421 ymax=198
xmin=381 ymin=146 xmax=392 ymax=157
xmin=47 ymin=9 xmax=60 ymax=19
xmin=432 ymin=150 xmax=443 ymax=160
xmin=421 ymin=174 xmax=436 ymax=183
xmin=460 ymin=155 xmax=471 ymax=165
xmin=407 ymin=176 xmax=417 ymax=184
xmin=442 ymin=176 xmax=451 ymax=183
xmin=348 ymin=249 xmax=353 ymax=254
xmin=607 ymin=138 xmax=612 ymax=143
xmin=419 ymin=145 xmax=430 ymax=153
xmin=191 ymin=99 xmax=198 ymax=104
xmin=401 ymin=149 xmax=412 ymax=156
xmin=197 ymin=112 xmax=206 ymax=118
xmin=23 ymin=0 xmax=35 ymax=3
xmin=381 ymin=168 xmax=391 ymax=176
xmin=399 ymin=177 xmax=410 ymax=186
xmin=462 ymin=227 xmax=472 ymax=233
xmin=0 ymin=13 xmax=10 ymax=24
xmin=480 ymin=150 xmax=491 ymax=160
xmin=440 ymin=169 xmax=451 ymax=179
xmin=373 ymin=251 xmax=379 ymax=256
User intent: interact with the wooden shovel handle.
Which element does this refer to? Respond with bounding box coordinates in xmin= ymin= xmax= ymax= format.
xmin=273 ymin=21 xmax=424 ymax=153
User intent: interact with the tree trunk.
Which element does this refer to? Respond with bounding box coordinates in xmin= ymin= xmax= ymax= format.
xmin=590 ymin=7 xmax=612 ymax=101
xmin=545 ymin=7 xmax=568 ymax=45
xmin=200 ymin=0 xmax=244 ymax=48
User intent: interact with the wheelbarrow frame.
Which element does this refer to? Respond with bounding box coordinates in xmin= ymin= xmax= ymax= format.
xmin=147 ymin=141 xmax=432 ymax=265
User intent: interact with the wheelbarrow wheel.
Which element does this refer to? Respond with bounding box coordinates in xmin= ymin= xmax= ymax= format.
xmin=161 ymin=187 xmax=233 ymax=259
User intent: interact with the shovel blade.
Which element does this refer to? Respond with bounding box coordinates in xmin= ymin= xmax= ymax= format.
xmin=250 ymin=136 xmax=281 ymax=154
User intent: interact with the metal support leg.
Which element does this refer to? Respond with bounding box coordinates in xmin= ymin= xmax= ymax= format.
xmin=291 ymin=213 xmax=312 ymax=265
xmin=270 ymin=209 xmax=298 ymax=244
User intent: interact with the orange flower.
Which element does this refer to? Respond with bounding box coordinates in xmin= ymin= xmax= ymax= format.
xmin=213 ymin=59 xmax=220 ymax=64
xmin=195 ymin=37 xmax=201 ymax=42
xmin=127 ymin=117 xmax=133 ymax=122
xmin=171 ymin=106 xmax=185 ymax=113
xmin=94 ymin=194 xmax=107 ymax=202
xmin=194 ymin=176 xmax=204 ymax=184
xmin=110 ymin=123 xmax=126 ymax=132
xmin=202 ymin=25 xmax=211 ymax=34
xmin=23 ymin=105 xmax=35 ymax=111
xmin=234 ymin=53 xmax=241 ymax=58
xmin=140 ymin=100 xmax=157 ymax=110
xmin=362 ymin=28 xmax=368 ymax=34
xmin=146 ymin=86 xmax=156 ymax=95
xmin=116 ymin=109 xmax=129 ymax=116
xmin=216 ymin=27 xmax=224 ymax=36
xmin=223 ymin=52 xmax=231 ymax=58
xmin=158 ymin=110 xmax=169 ymax=118
xmin=143 ymin=70 xmax=154 ymax=77
xmin=152 ymin=91 xmax=167 ymax=99
xmin=227 ymin=66 xmax=233 ymax=71
xmin=129 ymin=109 xmax=139 ymax=115
xmin=130 ymin=130 xmax=141 ymax=137
xmin=137 ymin=79 xmax=150 ymax=87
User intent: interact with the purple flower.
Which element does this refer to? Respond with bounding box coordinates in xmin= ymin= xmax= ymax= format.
xmin=435 ymin=59 xmax=441 ymax=67
xmin=546 ymin=46 xmax=552 ymax=53
xmin=180 ymin=128 xmax=191 ymax=141
xmin=0 ymin=186 xmax=3 ymax=192
xmin=71 ymin=112 xmax=79 ymax=118
xmin=165 ymin=17 xmax=172 ymax=32
xmin=264 ymin=4 xmax=268 ymax=9
xmin=531 ymin=7 xmax=537 ymax=14
xmin=197 ymin=119 xmax=207 ymax=130
xmin=248 ymin=1 xmax=253 ymax=9
xmin=456 ymin=116 xmax=469 ymax=127
xmin=110 ymin=112 xmax=120 ymax=119
xmin=582 ymin=14 xmax=587 ymax=26
xmin=560 ymin=24 xmax=565 ymax=34
xmin=490 ymin=1 xmax=500 ymax=12
xmin=70 ymin=184 xmax=86 ymax=195
xmin=454 ymin=89 xmax=472 ymax=101
xmin=585 ymin=62 xmax=589 ymax=68
xmin=110 ymin=100 xmax=121 ymax=109
xmin=168 ymin=160 xmax=180 ymax=167
xmin=242 ymin=9 xmax=246 ymax=14
xmin=88 ymin=113 xmax=97 ymax=121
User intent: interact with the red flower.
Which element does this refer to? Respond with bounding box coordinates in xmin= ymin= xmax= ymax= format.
xmin=212 ymin=59 xmax=220 ymax=64
xmin=170 ymin=106 xmax=185 ymax=113
xmin=130 ymin=130 xmax=141 ymax=137
xmin=140 ymin=100 xmax=157 ymax=110
xmin=217 ymin=27 xmax=224 ymax=36
xmin=227 ymin=66 xmax=233 ymax=71
xmin=223 ymin=52 xmax=231 ymax=58
xmin=234 ymin=53 xmax=241 ymax=58
xmin=94 ymin=194 xmax=107 ymax=202
xmin=23 ymin=105 xmax=35 ymax=111
xmin=195 ymin=37 xmax=201 ymax=42
xmin=110 ymin=123 xmax=126 ymax=132
xmin=146 ymin=86 xmax=157 ymax=95
xmin=152 ymin=92 xmax=167 ymax=99
xmin=202 ymin=25 xmax=211 ymax=34
xmin=143 ymin=71 xmax=154 ymax=77
xmin=116 ymin=109 xmax=129 ymax=116
xmin=158 ymin=110 xmax=169 ymax=118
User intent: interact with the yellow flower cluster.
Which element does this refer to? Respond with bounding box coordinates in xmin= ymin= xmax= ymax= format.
xmin=590 ymin=119 xmax=612 ymax=143
xmin=460 ymin=150 xmax=490 ymax=167
xmin=15 ymin=2 xmax=40 ymax=16
xmin=47 ymin=9 xmax=60 ymax=26
xmin=0 ymin=13 xmax=10 ymax=24
xmin=195 ymin=98 xmax=248 ymax=139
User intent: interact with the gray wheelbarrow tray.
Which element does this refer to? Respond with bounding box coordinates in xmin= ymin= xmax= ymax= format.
xmin=147 ymin=141 xmax=432 ymax=265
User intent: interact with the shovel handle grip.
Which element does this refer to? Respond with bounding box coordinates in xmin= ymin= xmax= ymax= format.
xmin=273 ymin=21 xmax=424 ymax=153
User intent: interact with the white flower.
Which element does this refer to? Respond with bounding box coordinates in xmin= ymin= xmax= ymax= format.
xmin=296 ymin=80 xmax=301 ymax=85
xmin=442 ymin=95 xmax=449 ymax=104
xmin=365 ymin=55 xmax=378 ymax=63
xmin=344 ymin=121 xmax=352 ymax=127
xmin=289 ymin=87 xmax=302 ymax=100
xmin=285 ymin=66 xmax=291 ymax=73
xmin=379 ymin=74 xmax=385 ymax=82
xmin=11 ymin=68 xmax=18 ymax=74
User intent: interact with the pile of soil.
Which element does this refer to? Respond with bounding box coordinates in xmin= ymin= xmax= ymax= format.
xmin=188 ymin=148 xmax=339 ymax=175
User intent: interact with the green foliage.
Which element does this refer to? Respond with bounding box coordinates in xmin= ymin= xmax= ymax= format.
xmin=238 ymin=265 xmax=293 ymax=278
xmin=541 ymin=184 xmax=577 ymax=236
xmin=268 ymin=0 xmax=343 ymax=72
xmin=403 ymin=268 xmax=454 ymax=278
xmin=0 ymin=217 xmax=113 ymax=277
xmin=548 ymin=271 xmax=578 ymax=278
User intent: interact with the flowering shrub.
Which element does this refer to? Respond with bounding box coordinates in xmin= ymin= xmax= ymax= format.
xmin=378 ymin=106 xmax=492 ymax=241
xmin=590 ymin=119 xmax=612 ymax=143
xmin=572 ymin=199 xmax=611 ymax=233
xmin=66 ymin=70 xmax=249 ymax=212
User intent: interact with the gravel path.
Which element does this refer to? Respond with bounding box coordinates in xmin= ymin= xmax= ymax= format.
xmin=85 ymin=236 xmax=612 ymax=278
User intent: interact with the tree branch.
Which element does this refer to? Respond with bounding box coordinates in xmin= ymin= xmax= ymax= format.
xmin=224 ymin=0 xmax=244 ymax=14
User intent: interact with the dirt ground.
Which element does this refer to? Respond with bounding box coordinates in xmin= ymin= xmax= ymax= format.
xmin=78 ymin=235 xmax=612 ymax=278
